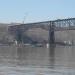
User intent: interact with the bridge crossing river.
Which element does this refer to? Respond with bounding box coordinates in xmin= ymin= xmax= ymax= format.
xmin=8 ymin=18 xmax=75 ymax=45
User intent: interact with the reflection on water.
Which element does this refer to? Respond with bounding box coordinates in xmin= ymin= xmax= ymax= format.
xmin=0 ymin=45 xmax=75 ymax=75
xmin=16 ymin=46 xmax=50 ymax=66
xmin=49 ymin=45 xmax=55 ymax=69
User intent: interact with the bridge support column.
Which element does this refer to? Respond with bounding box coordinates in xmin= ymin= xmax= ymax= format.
xmin=49 ymin=21 xmax=55 ymax=45
xmin=16 ymin=28 xmax=23 ymax=44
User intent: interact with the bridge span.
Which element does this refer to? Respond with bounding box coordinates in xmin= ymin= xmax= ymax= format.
xmin=8 ymin=18 xmax=75 ymax=45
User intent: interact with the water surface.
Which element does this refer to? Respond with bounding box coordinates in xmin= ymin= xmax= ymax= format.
xmin=0 ymin=45 xmax=75 ymax=75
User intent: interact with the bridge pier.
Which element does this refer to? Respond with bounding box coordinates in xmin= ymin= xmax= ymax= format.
xmin=15 ymin=28 xmax=24 ymax=44
xmin=49 ymin=21 xmax=55 ymax=45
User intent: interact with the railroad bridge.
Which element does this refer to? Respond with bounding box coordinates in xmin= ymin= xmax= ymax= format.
xmin=8 ymin=18 xmax=75 ymax=45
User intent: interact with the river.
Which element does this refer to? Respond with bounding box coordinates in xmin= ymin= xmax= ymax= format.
xmin=0 ymin=45 xmax=75 ymax=75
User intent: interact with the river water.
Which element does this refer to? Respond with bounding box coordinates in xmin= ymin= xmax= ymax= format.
xmin=0 ymin=45 xmax=75 ymax=75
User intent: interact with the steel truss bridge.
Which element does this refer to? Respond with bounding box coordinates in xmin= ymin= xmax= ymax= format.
xmin=8 ymin=18 xmax=75 ymax=44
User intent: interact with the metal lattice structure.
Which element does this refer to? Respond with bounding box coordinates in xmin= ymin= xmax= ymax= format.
xmin=8 ymin=18 xmax=75 ymax=44
xmin=53 ymin=18 xmax=75 ymax=31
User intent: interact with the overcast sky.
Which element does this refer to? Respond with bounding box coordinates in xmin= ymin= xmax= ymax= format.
xmin=0 ymin=0 xmax=75 ymax=23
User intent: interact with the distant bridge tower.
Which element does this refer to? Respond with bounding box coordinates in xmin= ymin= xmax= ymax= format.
xmin=49 ymin=21 xmax=55 ymax=44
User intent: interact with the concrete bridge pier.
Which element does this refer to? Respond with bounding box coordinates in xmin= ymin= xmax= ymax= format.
xmin=49 ymin=21 xmax=55 ymax=45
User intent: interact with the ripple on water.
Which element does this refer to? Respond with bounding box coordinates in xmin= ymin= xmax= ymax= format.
xmin=0 ymin=46 xmax=75 ymax=75
xmin=0 ymin=64 xmax=75 ymax=75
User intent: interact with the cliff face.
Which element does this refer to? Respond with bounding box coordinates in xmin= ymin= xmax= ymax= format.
xmin=0 ymin=24 xmax=8 ymax=43
xmin=0 ymin=23 xmax=14 ymax=44
xmin=8 ymin=22 xmax=50 ymax=44
xmin=25 ymin=28 xmax=49 ymax=43
xmin=0 ymin=22 xmax=49 ymax=44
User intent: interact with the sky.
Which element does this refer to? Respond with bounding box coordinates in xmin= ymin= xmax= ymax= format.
xmin=0 ymin=0 xmax=75 ymax=23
